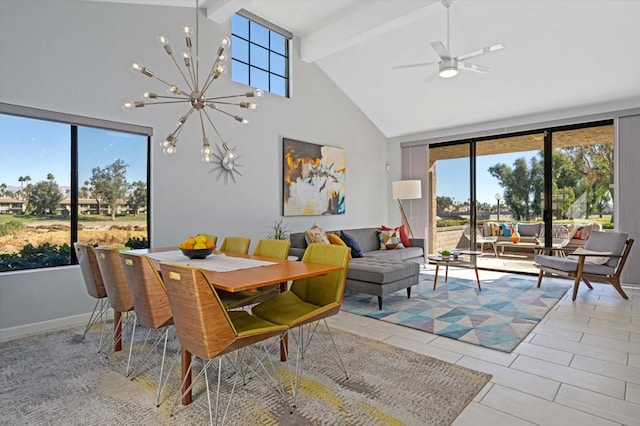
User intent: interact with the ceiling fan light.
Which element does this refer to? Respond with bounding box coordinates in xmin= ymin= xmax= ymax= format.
xmin=439 ymin=67 xmax=458 ymax=78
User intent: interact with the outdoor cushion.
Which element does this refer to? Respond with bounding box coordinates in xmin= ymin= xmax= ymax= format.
xmin=518 ymin=223 xmax=541 ymax=237
xmin=568 ymin=248 xmax=611 ymax=265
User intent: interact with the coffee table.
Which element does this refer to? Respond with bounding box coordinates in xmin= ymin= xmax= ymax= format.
xmin=427 ymin=250 xmax=483 ymax=290
xmin=496 ymin=241 xmax=567 ymax=257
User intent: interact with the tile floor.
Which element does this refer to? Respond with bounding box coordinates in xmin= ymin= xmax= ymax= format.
xmin=327 ymin=266 xmax=640 ymax=425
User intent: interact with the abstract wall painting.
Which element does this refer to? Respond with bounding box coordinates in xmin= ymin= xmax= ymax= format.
xmin=282 ymin=138 xmax=346 ymax=216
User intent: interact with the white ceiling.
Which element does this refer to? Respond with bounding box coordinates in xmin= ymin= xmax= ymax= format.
xmin=87 ymin=0 xmax=640 ymax=138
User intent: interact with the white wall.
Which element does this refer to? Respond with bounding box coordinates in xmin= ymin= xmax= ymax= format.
xmin=0 ymin=0 xmax=389 ymax=336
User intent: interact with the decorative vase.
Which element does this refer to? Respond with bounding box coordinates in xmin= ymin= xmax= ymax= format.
xmin=511 ymin=229 xmax=521 ymax=244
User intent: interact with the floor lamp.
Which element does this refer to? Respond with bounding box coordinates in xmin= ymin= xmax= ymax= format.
xmin=392 ymin=180 xmax=422 ymax=238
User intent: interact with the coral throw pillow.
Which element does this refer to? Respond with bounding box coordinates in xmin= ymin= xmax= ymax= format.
xmin=380 ymin=224 xmax=411 ymax=247
xmin=305 ymin=224 xmax=330 ymax=244
xmin=376 ymin=229 xmax=405 ymax=250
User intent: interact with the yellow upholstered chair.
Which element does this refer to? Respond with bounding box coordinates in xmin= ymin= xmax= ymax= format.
xmin=219 ymin=236 xmax=251 ymax=254
xmin=74 ymin=243 xmax=109 ymax=348
xmin=120 ymin=252 xmax=174 ymax=407
xmin=251 ymin=243 xmax=350 ymax=402
xmin=94 ymin=246 xmax=136 ymax=375
xmin=159 ymin=263 xmax=290 ymax=424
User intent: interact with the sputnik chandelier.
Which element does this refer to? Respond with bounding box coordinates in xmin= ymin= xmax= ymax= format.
xmin=122 ymin=0 xmax=262 ymax=180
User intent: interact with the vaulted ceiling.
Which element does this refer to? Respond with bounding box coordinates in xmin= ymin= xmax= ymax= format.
xmin=88 ymin=0 xmax=640 ymax=138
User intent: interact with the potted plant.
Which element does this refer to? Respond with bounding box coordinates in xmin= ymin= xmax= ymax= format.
xmin=267 ymin=219 xmax=290 ymax=240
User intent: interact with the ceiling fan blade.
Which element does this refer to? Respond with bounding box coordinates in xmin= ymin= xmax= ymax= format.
xmin=458 ymin=62 xmax=491 ymax=73
xmin=392 ymin=61 xmax=439 ymax=70
xmin=456 ymin=42 xmax=505 ymax=62
xmin=430 ymin=41 xmax=451 ymax=60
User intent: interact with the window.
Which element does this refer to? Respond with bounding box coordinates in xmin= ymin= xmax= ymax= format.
xmin=231 ymin=11 xmax=291 ymax=98
xmin=0 ymin=104 xmax=151 ymax=272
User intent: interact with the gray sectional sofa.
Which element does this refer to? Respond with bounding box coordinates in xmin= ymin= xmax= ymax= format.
xmin=289 ymin=227 xmax=424 ymax=309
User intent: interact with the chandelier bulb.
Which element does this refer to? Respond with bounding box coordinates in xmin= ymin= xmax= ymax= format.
xmin=182 ymin=24 xmax=193 ymax=37
xmin=163 ymin=145 xmax=177 ymax=156
xmin=157 ymin=35 xmax=172 ymax=54
xmin=130 ymin=61 xmax=144 ymax=74
xmin=246 ymin=89 xmax=264 ymax=98
xmin=143 ymin=92 xmax=158 ymax=99
xmin=217 ymin=53 xmax=227 ymax=63
xmin=122 ymin=101 xmax=144 ymax=111
xmin=234 ymin=116 xmax=249 ymax=124
xmin=202 ymin=154 xmax=214 ymax=163
xmin=166 ymin=85 xmax=180 ymax=95
xmin=219 ymin=36 xmax=231 ymax=49
xmin=183 ymin=53 xmax=192 ymax=67
xmin=239 ymin=102 xmax=258 ymax=110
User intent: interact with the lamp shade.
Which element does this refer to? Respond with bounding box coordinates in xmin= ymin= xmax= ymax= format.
xmin=392 ymin=180 xmax=422 ymax=200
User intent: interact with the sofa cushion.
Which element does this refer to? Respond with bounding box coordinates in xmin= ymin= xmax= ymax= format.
xmin=341 ymin=228 xmax=380 ymax=253
xmin=347 ymin=257 xmax=419 ymax=284
xmin=364 ymin=247 xmax=424 ymax=262
xmin=340 ymin=231 xmax=363 ymax=258
xmin=584 ymin=231 xmax=628 ymax=268
xmin=535 ymin=254 xmax=616 ymax=276
xmin=518 ymin=223 xmax=541 ymax=237
xmin=376 ymin=229 xmax=405 ymax=250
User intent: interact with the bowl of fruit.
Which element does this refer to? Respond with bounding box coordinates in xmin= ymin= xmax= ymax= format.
xmin=178 ymin=234 xmax=216 ymax=259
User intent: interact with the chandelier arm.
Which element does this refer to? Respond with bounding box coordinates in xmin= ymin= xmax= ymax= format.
xmin=209 ymin=100 xmax=244 ymax=106
xmin=197 ymin=110 xmax=208 ymax=141
xmin=142 ymin=99 xmax=192 ymax=106
xmin=200 ymin=53 xmax=224 ymax=94
xmin=185 ymin=50 xmax=198 ymax=91
xmin=201 ymin=109 xmax=226 ymax=143
xmin=167 ymin=52 xmax=195 ymax=92
xmin=207 ymin=93 xmax=250 ymax=101
xmin=208 ymin=105 xmax=241 ymax=120
xmin=149 ymin=74 xmax=191 ymax=97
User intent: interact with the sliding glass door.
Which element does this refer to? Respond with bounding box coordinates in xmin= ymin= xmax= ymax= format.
xmin=428 ymin=121 xmax=613 ymax=274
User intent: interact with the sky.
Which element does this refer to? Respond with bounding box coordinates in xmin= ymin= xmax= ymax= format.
xmin=0 ymin=114 xmax=147 ymax=191
xmin=436 ymin=151 xmax=538 ymax=206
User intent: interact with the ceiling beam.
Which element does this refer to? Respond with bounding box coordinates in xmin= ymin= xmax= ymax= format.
xmin=204 ymin=0 xmax=252 ymax=23
xmin=301 ymin=0 xmax=440 ymax=63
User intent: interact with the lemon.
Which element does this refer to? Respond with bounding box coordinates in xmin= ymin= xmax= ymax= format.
xmin=193 ymin=242 xmax=207 ymax=250
xmin=195 ymin=234 xmax=207 ymax=244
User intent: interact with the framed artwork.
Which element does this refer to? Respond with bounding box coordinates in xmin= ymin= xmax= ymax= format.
xmin=282 ymin=138 xmax=346 ymax=216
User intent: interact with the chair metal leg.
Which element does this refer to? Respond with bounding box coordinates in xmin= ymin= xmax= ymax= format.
xmin=82 ymin=298 xmax=102 ymax=339
xmin=125 ymin=314 xmax=138 ymax=376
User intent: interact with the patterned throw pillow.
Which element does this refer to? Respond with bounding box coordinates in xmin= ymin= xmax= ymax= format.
xmin=376 ymin=229 xmax=405 ymax=250
xmin=500 ymin=223 xmax=512 ymax=237
xmin=380 ymin=224 xmax=411 ymax=247
xmin=340 ymin=231 xmax=363 ymax=258
xmin=491 ymin=223 xmax=501 ymax=236
xmin=305 ymin=224 xmax=330 ymax=244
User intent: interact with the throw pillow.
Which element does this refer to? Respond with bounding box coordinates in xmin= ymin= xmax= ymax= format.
xmin=380 ymin=224 xmax=411 ymax=247
xmin=575 ymin=226 xmax=584 ymax=240
xmin=340 ymin=231 xmax=363 ymax=258
xmin=305 ymin=224 xmax=330 ymax=244
xmin=567 ymin=224 xmax=579 ymax=240
xmin=491 ymin=223 xmax=501 ymax=236
xmin=580 ymin=224 xmax=593 ymax=240
xmin=326 ymin=233 xmax=351 ymax=259
xmin=376 ymin=229 xmax=405 ymax=250
xmin=501 ymin=223 xmax=512 ymax=237
xmin=568 ymin=247 xmax=611 ymax=265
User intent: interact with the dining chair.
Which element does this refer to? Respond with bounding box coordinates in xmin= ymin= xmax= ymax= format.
xmin=94 ymin=246 xmax=137 ymax=376
xmin=219 ymin=236 xmax=251 ymax=255
xmin=159 ymin=262 xmax=290 ymax=425
xmin=251 ymin=242 xmax=350 ymax=404
xmin=74 ymin=242 xmax=109 ymax=348
xmin=535 ymin=231 xmax=634 ymax=301
xmin=120 ymin=252 xmax=174 ymax=407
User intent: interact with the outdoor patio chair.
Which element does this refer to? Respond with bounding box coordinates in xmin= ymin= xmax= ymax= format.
xmin=535 ymin=230 xmax=634 ymax=301
xmin=463 ymin=224 xmax=498 ymax=257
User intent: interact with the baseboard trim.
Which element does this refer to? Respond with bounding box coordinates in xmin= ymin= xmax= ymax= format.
xmin=0 ymin=311 xmax=114 ymax=343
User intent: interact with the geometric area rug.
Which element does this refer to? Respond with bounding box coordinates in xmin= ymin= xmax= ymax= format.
xmin=342 ymin=273 xmax=571 ymax=353
xmin=0 ymin=324 xmax=491 ymax=425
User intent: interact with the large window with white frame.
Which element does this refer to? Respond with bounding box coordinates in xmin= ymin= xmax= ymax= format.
xmin=0 ymin=104 xmax=151 ymax=272
xmin=231 ymin=11 xmax=291 ymax=98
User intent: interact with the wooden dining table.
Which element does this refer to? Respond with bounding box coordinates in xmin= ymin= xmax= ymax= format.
xmin=123 ymin=247 xmax=344 ymax=405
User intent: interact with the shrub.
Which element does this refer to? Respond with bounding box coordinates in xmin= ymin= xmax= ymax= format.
xmin=125 ymin=236 xmax=149 ymax=249
xmin=436 ymin=219 xmax=469 ymax=228
xmin=0 ymin=243 xmax=70 ymax=271
xmin=0 ymin=220 xmax=24 ymax=237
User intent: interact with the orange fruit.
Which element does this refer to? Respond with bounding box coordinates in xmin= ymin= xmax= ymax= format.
xmin=205 ymin=240 xmax=214 ymax=249
xmin=183 ymin=243 xmax=194 ymax=250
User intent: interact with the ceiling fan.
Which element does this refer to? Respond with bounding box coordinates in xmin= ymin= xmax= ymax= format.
xmin=393 ymin=0 xmax=505 ymax=79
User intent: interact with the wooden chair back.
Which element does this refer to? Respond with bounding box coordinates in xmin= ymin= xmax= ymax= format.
xmin=94 ymin=247 xmax=134 ymax=313
xmin=291 ymin=243 xmax=350 ymax=307
xmin=252 ymin=239 xmax=291 ymax=260
xmin=160 ymin=263 xmax=237 ymax=360
xmin=120 ymin=253 xmax=173 ymax=330
xmin=74 ymin=242 xmax=107 ymax=299
xmin=220 ymin=237 xmax=251 ymax=255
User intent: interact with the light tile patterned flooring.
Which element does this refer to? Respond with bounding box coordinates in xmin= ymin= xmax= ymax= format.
xmin=327 ymin=266 xmax=640 ymax=425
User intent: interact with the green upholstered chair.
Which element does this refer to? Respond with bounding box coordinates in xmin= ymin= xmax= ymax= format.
xmin=251 ymin=242 xmax=350 ymax=402
xmin=219 ymin=236 xmax=251 ymax=254
xmin=217 ymin=238 xmax=291 ymax=310
xmin=120 ymin=252 xmax=174 ymax=407
xmin=159 ymin=262 xmax=290 ymax=424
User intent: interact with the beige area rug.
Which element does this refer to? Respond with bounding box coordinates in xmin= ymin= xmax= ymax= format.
xmin=0 ymin=324 xmax=491 ymax=425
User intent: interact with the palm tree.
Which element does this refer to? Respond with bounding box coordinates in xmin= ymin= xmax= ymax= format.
xmin=0 ymin=183 xmax=6 ymax=197
xmin=46 ymin=173 xmax=55 ymax=182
